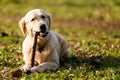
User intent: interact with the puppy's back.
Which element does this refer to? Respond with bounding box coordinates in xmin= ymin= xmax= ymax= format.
xmin=54 ymin=32 xmax=71 ymax=59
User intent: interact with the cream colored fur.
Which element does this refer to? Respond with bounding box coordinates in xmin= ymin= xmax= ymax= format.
xmin=19 ymin=9 xmax=70 ymax=73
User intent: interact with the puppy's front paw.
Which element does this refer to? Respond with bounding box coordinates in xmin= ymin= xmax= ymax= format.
xmin=23 ymin=65 xmax=31 ymax=74
xmin=25 ymin=69 xmax=31 ymax=74
xmin=31 ymin=66 xmax=43 ymax=73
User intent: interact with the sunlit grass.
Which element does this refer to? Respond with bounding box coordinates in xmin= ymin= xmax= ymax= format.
xmin=1 ymin=26 xmax=120 ymax=79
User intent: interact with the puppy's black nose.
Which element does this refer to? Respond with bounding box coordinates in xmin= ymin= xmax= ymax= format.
xmin=40 ymin=24 xmax=46 ymax=31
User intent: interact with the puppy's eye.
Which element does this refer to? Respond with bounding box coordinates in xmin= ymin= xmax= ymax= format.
xmin=31 ymin=18 xmax=36 ymax=21
xmin=41 ymin=15 xmax=45 ymax=19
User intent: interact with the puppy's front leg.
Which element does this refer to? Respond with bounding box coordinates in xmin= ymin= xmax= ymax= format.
xmin=31 ymin=62 xmax=58 ymax=72
xmin=23 ymin=52 xmax=32 ymax=73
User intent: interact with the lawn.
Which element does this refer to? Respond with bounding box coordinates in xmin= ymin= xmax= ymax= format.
xmin=0 ymin=0 xmax=120 ymax=80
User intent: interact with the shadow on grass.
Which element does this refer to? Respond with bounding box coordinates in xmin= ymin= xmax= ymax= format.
xmin=101 ymin=55 xmax=120 ymax=69
xmin=60 ymin=55 xmax=120 ymax=70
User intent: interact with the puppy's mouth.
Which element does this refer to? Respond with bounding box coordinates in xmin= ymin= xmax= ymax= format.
xmin=34 ymin=30 xmax=48 ymax=38
xmin=34 ymin=24 xmax=49 ymax=38
xmin=39 ymin=31 xmax=48 ymax=37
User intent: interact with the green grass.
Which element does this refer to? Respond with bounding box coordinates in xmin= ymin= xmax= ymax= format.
xmin=0 ymin=0 xmax=120 ymax=80
xmin=1 ymin=27 xmax=120 ymax=80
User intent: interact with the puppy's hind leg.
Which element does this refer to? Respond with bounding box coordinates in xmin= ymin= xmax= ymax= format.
xmin=31 ymin=62 xmax=58 ymax=72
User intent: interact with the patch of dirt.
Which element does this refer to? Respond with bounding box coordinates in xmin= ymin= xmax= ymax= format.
xmin=53 ymin=19 xmax=120 ymax=29
xmin=11 ymin=69 xmax=22 ymax=78
xmin=0 ymin=32 xmax=9 ymax=37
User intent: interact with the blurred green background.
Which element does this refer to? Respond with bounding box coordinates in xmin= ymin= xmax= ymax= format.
xmin=0 ymin=0 xmax=120 ymax=29
xmin=0 ymin=0 xmax=120 ymax=79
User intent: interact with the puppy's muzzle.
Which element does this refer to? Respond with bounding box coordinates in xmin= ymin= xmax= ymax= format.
xmin=38 ymin=24 xmax=48 ymax=37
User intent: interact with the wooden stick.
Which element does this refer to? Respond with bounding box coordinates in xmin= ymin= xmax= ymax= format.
xmin=31 ymin=32 xmax=39 ymax=67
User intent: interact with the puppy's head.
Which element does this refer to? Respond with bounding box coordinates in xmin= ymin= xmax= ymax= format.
xmin=19 ymin=9 xmax=51 ymax=38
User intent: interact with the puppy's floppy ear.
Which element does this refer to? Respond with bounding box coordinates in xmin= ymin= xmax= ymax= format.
xmin=47 ymin=13 xmax=52 ymax=28
xmin=19 ymin=17 xmax=27 ymax=36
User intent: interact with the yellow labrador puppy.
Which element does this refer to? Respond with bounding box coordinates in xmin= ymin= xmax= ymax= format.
xmin=19 ymin=9 xmax=70 ymax=73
